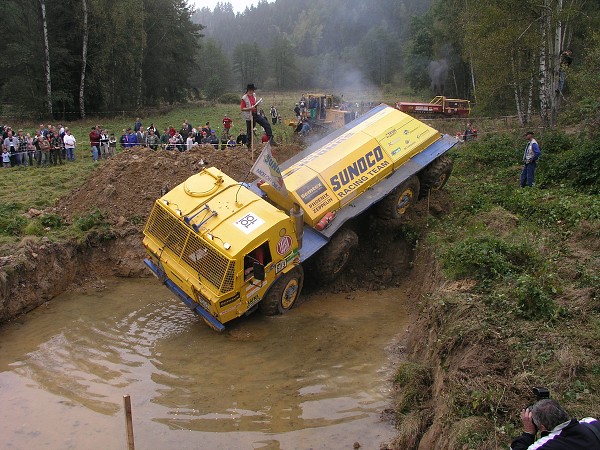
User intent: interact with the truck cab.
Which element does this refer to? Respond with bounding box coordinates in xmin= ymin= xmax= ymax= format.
xmin=143 ymin=167 xmax=302 ymax=331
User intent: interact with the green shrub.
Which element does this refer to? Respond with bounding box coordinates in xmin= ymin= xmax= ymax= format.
xmin=24 ymin=220 xmax=44 ymax=236
xmin=499 ymin=188 xmax=600 ymax=227
xmin=394 ymin=362 xmax=432 ymax=413
xmin=0 ymin=203 xmax=26 ymax=236
xmin=538 ymin=129 xmax=572 ymax=155
xmin=40 ymin=213 xmax=64 ymax=229
xmin=457 ymin=133 xmax=519 ymax=169
xmin=535 ymin=132 xmax=600 ymax=192
xmin=515 ymin=273 xmax=556 ymax=319
xmin=0 ymin=215 xmax=27 ymax=236
xmin=218 ymin=92 xmax=241 ymax=104
xmin=442 ymin=236 xmax=536 ymax=281
xmin=73 ymin=209 xmax=107 ymax=232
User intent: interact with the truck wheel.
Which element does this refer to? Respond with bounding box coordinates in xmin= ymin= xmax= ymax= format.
xmin=314 ymin=228 xmax=359 ymax=282
xmin=378 ymin=175 xmax=420 ymax=219
xmin=259 ymin=265 xmax=304 ymax=316
xmin=419 ymin=155 xmax=453 ymax=198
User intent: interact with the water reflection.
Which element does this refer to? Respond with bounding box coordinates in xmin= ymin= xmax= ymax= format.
xmin=0 ymin=278 xmax=409 ymax=449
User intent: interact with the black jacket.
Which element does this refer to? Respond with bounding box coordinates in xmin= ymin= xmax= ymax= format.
xmin=511 ymin=418 xmax=600 ymax=450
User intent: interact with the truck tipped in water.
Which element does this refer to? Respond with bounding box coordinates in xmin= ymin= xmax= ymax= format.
xmin=143 ymin=104 xmax=457 ymax=331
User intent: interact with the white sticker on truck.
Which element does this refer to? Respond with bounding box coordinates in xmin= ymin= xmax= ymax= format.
xmin=234 ymin=213 xmax=265 ymax=234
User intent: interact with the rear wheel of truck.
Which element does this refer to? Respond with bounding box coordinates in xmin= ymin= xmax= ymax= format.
xmin=314 ymin=228 xmax=359 ymax=283
xmin=378 ymin=175 xmax=420 ymax=219
xmin=259 ymin=265 xmax=304 ymax=316
xmin=419 ymin=155 xmax=453 ymax=198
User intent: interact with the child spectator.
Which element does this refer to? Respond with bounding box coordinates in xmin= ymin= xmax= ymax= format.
xmin=100 ymin=129 xmax=109 ymax=159
xmin=2 ymin=147 xmax=10 ymax=167
xmin=38 ymin=134 xmax=51 ymax=167
xmin=222 ymin=114 xmax=233 ymax=137
xmin=108 ymin=134 xmax=116 ymax=157
xmin=25 ymin=133 xmax=35 ymax=166
xmin=186 ymin=133 xmax=194 ymax=151
xmin=210 ymin=130 xmax=220 ymax=150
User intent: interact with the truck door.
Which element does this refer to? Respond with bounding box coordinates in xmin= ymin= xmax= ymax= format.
xmin=243 ymin=241 xmax=272 ymax=281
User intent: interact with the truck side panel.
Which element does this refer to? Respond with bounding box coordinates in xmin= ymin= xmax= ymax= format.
xmin=260 ymin=105 xmax=445 ymax=227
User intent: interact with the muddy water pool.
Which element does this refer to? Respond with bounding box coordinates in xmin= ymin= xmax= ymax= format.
xmin=0 ymin=278 xmax=410 ymax=449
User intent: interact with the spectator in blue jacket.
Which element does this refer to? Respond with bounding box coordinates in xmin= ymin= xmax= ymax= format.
xmin=520 ymin=131 xmax=541 ymax=188
xmin=124 ymin=128 xmax=139 ymax=148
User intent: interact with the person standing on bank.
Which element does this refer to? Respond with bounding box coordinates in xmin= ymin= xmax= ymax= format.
xmin=241 ymin=83 xmax=278 ymax=151
xmin=520 ymin=131 xmax=541 ymax=188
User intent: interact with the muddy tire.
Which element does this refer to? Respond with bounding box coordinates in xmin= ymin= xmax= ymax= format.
xmin=259 ymin=265 xmax=304 ymax=316
xmin=377 ymin=175 xmax=420 ymax=219
xmin=313 ymin=228 xmax=359 ymax=283
xmin=419 ymin=155 xmax=453 ymax=198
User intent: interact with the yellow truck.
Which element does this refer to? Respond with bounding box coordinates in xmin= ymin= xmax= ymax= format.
xmin=143 ymin=104 xmax=457 ymax=331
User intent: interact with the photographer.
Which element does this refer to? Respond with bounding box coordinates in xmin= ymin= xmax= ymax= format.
xmin=511 ymin=399 xmax=600 ymax=449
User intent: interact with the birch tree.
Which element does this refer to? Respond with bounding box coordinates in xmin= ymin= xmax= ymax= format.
xmin=40 ymin=0 xmax=52 ymax=115
xmin=79 ymin=0 xmax=88 ymax=118
xmin=538 ymin=0 xmax=584 ymax=126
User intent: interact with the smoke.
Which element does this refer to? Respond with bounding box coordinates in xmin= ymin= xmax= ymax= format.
xmin=428 ymin=59 xmax=448 ymax=95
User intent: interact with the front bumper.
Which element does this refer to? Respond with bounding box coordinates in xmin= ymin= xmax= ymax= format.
xmin=144 ymin=258 xmax=225 ymax=332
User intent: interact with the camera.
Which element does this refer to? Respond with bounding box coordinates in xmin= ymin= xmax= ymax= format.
xmin=526 ymin=386 xmax=550 ymax=412
xmin=532 ymin=387 xmax=550 ymax=401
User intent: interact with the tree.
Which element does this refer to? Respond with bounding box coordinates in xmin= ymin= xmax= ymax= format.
xmin=271 ymin=35 xmax=297 ymax=89
xmin=79 ymin=0 xmax=88 ymax=118
xmin=190 ymin=38 xmax=232 ymax=93
xmin=232 ymin=43 xmax=265 ymax=88
xmin=404 ymin=14 xmax=435 ymax=91
xmin=40 ymin=0 xmax=53 ymax=115
xmin=205 ymin=75 xmax=226 ymax=101
xmin=358 ymin=26 xmax=401 ymax=86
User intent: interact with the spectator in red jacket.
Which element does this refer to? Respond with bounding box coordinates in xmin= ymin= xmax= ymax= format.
xmin=89 ymin=126 xmax=100 ymax=161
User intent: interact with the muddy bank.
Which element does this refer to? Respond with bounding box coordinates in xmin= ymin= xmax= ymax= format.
xmin=0 ymin=228 xmax=146 ymax=322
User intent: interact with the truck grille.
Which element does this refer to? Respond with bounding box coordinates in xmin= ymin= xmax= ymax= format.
xmin=145 ymin=203 xmax=235 ymax=294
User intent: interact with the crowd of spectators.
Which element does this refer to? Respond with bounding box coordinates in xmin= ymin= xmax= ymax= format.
xmin=1 ymin=123 xmax=74 ymax=168
xmin=114 ymin=116 xmax=266 ymax=154
xmin=0 ymin=114 xmax=267 ymax=170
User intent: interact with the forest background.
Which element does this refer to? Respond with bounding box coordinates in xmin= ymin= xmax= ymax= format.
xmin=1 ymin=0 xmax=599 ymax=129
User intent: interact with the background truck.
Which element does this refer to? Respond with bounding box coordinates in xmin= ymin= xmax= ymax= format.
xmin=143 ymin=104 xmax=457 ymax=331
xmin=395 ymin=96 xmax=471 ymax=118
xmin=305 ymin=93 xmax=353 ymax=130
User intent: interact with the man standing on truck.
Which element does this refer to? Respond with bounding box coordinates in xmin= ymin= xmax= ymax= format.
xmin=241 ymin=83 xmax=277 ymax=150
xmin=520 ymin=131 xmax=541 ymax=188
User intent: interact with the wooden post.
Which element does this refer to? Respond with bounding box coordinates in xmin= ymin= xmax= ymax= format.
xmin=123 ymin=395 xmax=135 ymax=450
xmin=250 ymin=114 xmax=255 ymax=161
xmin=426 ymin=188 xmax=431 ymax=228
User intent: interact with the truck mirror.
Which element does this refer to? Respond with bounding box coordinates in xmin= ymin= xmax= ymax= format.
xmin=253 ymin=262 xmax=265 ymax=281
